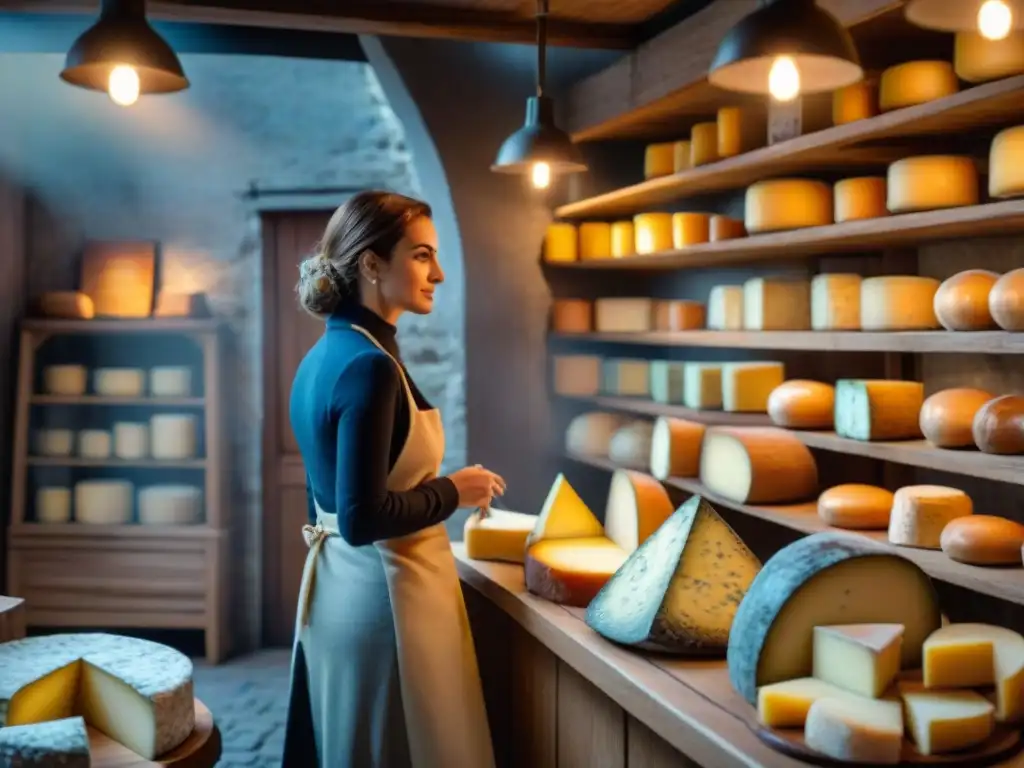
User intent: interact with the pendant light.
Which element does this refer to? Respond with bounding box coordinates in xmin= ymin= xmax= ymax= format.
xmin=708 ymin=0 xmax=862 ymax=102
xmin=905 ymin=0 xmax=1022 ymax=40
xmin=60 ymin=0 xmax=189 ymax=107
xmin=491 ymin=0 xmax=587 ymax=189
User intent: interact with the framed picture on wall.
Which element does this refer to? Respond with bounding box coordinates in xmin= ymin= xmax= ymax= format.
xmin=77 ymin=240 xmax=160 ymax=318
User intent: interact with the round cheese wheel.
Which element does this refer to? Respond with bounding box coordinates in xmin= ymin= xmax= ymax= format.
xmin=767 ymin=380 xmax=835 ymax=429
xmin=940 ymin=515 xmax=1024 ymax=566
xmin=878 ymin=61 xmax=958 ymax=112
xmin=633 ymin=213 xmax=673 ymax=254
xmin=834 ymin=177 xmax=888 ymax=223
xmin=934 ymin=269 xmax=1000 ymax=331
xmin=972 ymin=395 xmax=1024 ymax=455
xmin=610 ymin=222 xmax=635 ymax=258
xmin=578 ymin=222 xmax=612 ymax=260
xmin=543 ymin=223 xmax=577 ymax=263
xmin=920 ymin=388 xmax=995 ymax=448
xmin=566 ymin=411 xmax=631 ymax=458
xmin=551 ymin=299 xmax=592 ymax=334
xmin=607 ymin=420 xmax=654 ymax=469
xmin=955 ymin=31 xmax=1024 ymax=84
xmin=817 ymin=484 xmax=894 ymax=530
xmin=989 ymin=267 xmax=1024 ymax=330
xmin=886 ymin=156 xmax=979 ymax=213
xmin=990 ymin=126 xmax=1024 ymax=200
xmin=671 ymin=212 xmax=711 ymax=248
xmin=744 ymin=179 xmax=833 ymax=234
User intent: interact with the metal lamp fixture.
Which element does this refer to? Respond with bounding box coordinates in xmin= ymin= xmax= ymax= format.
xmin=60 ymin=0 xmax=189 ymax=107
xmin=905 ymin=0 xmax=1022 ymax=40
xmin=708 ymin=0 xmax=862 ymax=101
xmin=491 ymin=0 xmax=587 ymax=189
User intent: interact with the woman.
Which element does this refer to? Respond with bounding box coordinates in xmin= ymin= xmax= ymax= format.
xmin=282 ymin=190 xmax=504 ymax=768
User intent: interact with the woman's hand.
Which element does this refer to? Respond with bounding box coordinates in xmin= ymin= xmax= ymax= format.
xmin=448 ymin=464 xmax=506 ymax=509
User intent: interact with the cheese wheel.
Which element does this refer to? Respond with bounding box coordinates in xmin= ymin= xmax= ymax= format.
xmin=812 ymin=273 xmax=861 ymax=331
xmin=744 ymin=179 xmax=833 ymax=234
xmin=671 ymin=212 xmax=711 ymax=248
xmin=594 ymin=298 xmax=653 ymax=332
xmin=722 ymin=362 xmax=785 ymax=413
xmin=553 ymin=355 xmax=600 ymax=396
xmin=77 ymin=429 xmax=112 ymax=459
xmin=989 ymin=267 xmax=1024 ymax=330
xmin=38 ymin=291 xmax=94 ymax=319
xmin=699 ymin=426 xmax=818 ymax=505
xmin=601 ymin=358 xmax=649 ymax=397
xmin=644 ymin=142 xmax=676 ymax=179
xmin=673 ymin=140 xmax=692 ymax=173
xmin=34 ymin=429 xmax=74 ymax=457
xmin=42 ymin=365 xmax=87 ymax=396
xmin=578 ymin=222 xmax=612 ymax=260
xmin=543 ymin=223 xmax=577 ymax=262
xmin=139 ymin=485 xmax=202 ymax=525
xmin=888 ymin=485 xmax=973 ymax=549
xmin=610 ymin=222 xmax=635 ymax=258
xmin=879 ymin=61 xmax=958 ymax=112
xmin=934 ymin=269 xmax=1000 ymax=331
xmin=886 ymin=156 xmax=979 ymax=213
xmin=990 ymin=126 xmax=1024 ymax=200
xmin=652 ymin=300 xmax=704 ymax=331
xmin=834 ymin=177 xmax=887 ymax=223
xmin=690 ymin=122 xmax=719 ymax=166
xmin=633 ymin=213 xmax=673 ymax=254
xmin=717 ymin=106 xmax=764 ymax=158
xmin=650 ymin=361 xmax=684 ymax=405
xmin=113 ymin=422 xmax=148 ymax=459
xmin=817 ymin=484 xmax=893 ymax=530
xmin=972 ymin=395 xmax=1024 ymax=455
xmin=834 ymin=379 xmax=925 ymax=441
xmin=767 ymin=380 xmax=835 ymax=429
xmin=94 ymin=367 xmax=145 ymax=397
xmin=35 ymin=487 xmax=72 ymax=524
xmin=74 ymin=480 xmax=133 ymax=525
xmin=920 ymin=388 xmax=995 ymax=448
xmin=649 ymin=416 xmax=704 ymax=480
xmin=551 ymin=299 xmax=592 ymax=333
xmin=525 ymin=537 xmax=627 ymax=607
xmin=941 ymin=515 xmax=1024 ymax=566
xmin=707 ymin=285 xmax=743 ymax=330
xmin=150 ymin=366 xmax=192 ymax=397
xmin=603 ymin=468 xmax=674 ymax=554
xmin=955 ymin=31 xmax=1024 ymax=83
xmin=743 ymin=278 xmax=811 ymax=331
xmin=860 ymin=276 xmax=940 ymax=331
xmin=608 ymin=421 xmax=653 ymax=469
xmin=150 ymin=414 xmax=197 ymax=460
xmin=710 ymin=215 xmax=746 ymax=242
xmin=832 ymin=81 xmax=876 ymax=125
xmin=565 ymin=411 xmax=631 ymax=458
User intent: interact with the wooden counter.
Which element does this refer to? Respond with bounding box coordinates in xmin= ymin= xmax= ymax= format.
xmin=454 ymin=544 xmax=1024 ymax=768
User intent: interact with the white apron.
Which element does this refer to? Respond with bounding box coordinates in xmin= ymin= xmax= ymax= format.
xmin=291 ymin=324 xmax=496 ymax=768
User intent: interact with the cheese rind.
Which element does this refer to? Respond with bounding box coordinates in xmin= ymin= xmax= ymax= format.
xmin=603 ymin=469 xmax=675 ymax=555
xmin=633 ymin=213 xmax=673 ymax=255
xmin=861 ymin=276 xmax=940 ymax=330
xmin=817 ymin=484 xmax=893 ymax=530
xmin=721 ymin=362 xmax=785 ymax=413
xmin=834 ymin=379 xmax=925 ymax=441
xmin=920 ymin=387 xmax=994 ymax=448
xmin=900 ymin=683 xmax=995 ymax=756
xmin=888 ymin=485 xmax=973 ymax=550
xmin=0 ymin=716 xmax=90 ymax=768
xmin=940 ymin=515 xmax=1024 ymax=566
xmin=812 ymin=273 xmax=862 ymax=330
xmin=934 ymin=269 xmax=999 ymax=331
xmin=804 ymin=696 xmax=904 ymax=765
xmin=990 ymin=125 xmax=1024 ymax=200
xmin=767 ymin=380 xmax=834 ymax=429
xmin=879 ymin=61 xmax=958 ymax=111
xmin=834 ymin=177 xmax=888 ymax=223
xmin=812 ymin=624 xmax=904 ymax=698
xmin=707 ymin=285 xmax=743 ymax=330
xmin=744 ymin=180 xmax=832 ymax=234
xmin=699 ymin=426 xmax=817 ymax=505
xmin=886 ymin=156 xmax=979 ymax=213
xmin=743 ymin=278 xmax=810 ymax=330
xmin=650 ymin=416 xmax=704 ymax=480
xmin=463 ymin=508 xmax=536 ymax=563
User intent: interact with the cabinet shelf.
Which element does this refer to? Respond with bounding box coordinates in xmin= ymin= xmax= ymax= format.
xmin=10 ymin=522 xmax=219 ymax=538
xmin=31 ymin=396 xmax=205 ymax=407
xmin=26 ymin=457 xmax=206 ymax=469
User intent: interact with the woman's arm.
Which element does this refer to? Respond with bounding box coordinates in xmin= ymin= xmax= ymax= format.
xmin=332 ymin=351 xmax=459 ymax=546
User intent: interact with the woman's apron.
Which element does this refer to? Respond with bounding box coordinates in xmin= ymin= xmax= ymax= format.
xmin=286 ymin=324 xmax=496 ymax=768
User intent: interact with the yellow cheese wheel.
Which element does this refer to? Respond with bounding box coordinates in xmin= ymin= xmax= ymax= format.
xmin=934 ymin=269 xmax=1000 ymax=331
xmin=941 ymin=515 xmax=1024 ymax=566
xmin=860 ymin=276 xmax=941 ymax=331
xmin=744 ymin=179 xmax=833 ymax=234
xmin=652 ymin=300 xmax=705 ymax=331
xmin=955 ymin=31 xmax=1024 ymax=83
xmin=673 ymin=140 xmax=692 ymax=173
xmin=551 ymin=299 xmax=593 ymax=334
xmin=710 ymin=215 xmax=746 ymax=242
xmin=834 ymin=177 xmax=888 ymax=223
xmin=767 ymin=380 xmax=835 ymax=430
xmin=611 ymin=221 xmax=636 ymax=258
xmin=671 ymin=212 xmax=711 ymax=248
xmin=886 ymin=156 xmax=979 ymax=214
xmin=634 ymin=213 xmax=673 ymax=255
xmin=578 ymin=222 xmax=612 ymax=260
xmin=989 ymin=125 xmax=1024 ymax=200
xmin=543 ymin=223 xmax=577 ymax=262
xmin=989 ymin=268 xmax=1024 ymax=330
xmin=38 ymin=291 xmax=95 ymax=319
xmin=879 ymin=61 xmax=958 ymax=112
xmin=717 ymin=106 xmax=764 ymax=158
xmin=973 ymin=395 xmax=1024 ymax=455
xmin=690 ymin=122 xmax=719 ymax=166
xmin=644 ymin=143 xmax=676 ymax=179
xmin=817 ymin=484 xmax=894 ymax=530
xmin=920 ymin=388 xmax=995 ymax=448
xmin=832 ymin=81 xmax=877 ymax=125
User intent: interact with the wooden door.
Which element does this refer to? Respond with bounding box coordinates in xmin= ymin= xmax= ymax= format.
xmin=260 ymin=210 xmax=333 ymax=647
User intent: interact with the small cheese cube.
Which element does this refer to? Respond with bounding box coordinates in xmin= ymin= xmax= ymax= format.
xmin=813 ymin=624 xmax=904 ymax=698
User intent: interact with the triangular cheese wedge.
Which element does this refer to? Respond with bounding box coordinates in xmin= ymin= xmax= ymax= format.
xmin=525 ymin=473 xmax=604 ymax=548
xmin=585 ymin=495 xmax=761 ymax=653
xmin=603 ymin=469 xmax=674 ymax=554
xmin=463 ymin=508 xmax=537 ymax=564
xmin=812 ymin=624 xmax=904 ymax=698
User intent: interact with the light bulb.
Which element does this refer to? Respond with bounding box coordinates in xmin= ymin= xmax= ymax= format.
xmin=531 ymin=161 xmax=551 ymax=189
xmin=768 ymin=55 xmax=800 ymax=102
xmin=108 ymin=65 xmax=140 ymax=107
xmin=978 ymin=0 xmax=1012 ymax=40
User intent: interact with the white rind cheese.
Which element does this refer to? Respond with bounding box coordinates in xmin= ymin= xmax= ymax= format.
xmin=888 ymin=485 xmax=973 ymax=550
xmin=139 ymin=485 xmax=202 ymax=525
xmin=0 ymin=716 xmax=90 ymax=767
xmin=607 ymin=421 xmax=654 ymax=470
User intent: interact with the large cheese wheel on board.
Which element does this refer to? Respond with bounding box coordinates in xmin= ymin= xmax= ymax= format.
xmin=650 ymin=416 xmax=704 ymax=480
xmin=878 ymin=61 xmax=958 ymax=111
xmin=817 ymin=484 xmax=893 ymax=530
xmin=565 ymin=411 xmax=632 ymax=458
xmin=886 ymin=156 xmax=979 ymax=213
xmin=744 ymin=179 xmax=833 ymax=234
xmin=767 ymin=380 xmax=835 ymax=429
xmin=726 ymin=532 xmax=942 ymax=704
xmin=934 ymin=269 xmax=1000 ymax=331
xmin=972 ymin=395 xmax=1024 ymax=455
xmin=607 ymin=421 xmax=654 ymax=469
xmin=543 ymin=223 xmax=577 ymax=262
xmin=919 ymin=388 xmax=994 ymax=448
xmin=888 ymin=485 xmax=973 ymax=550
xmin=989 ymin=268 xmax=1024 ymax=331
xmin=955 ymin=31 xmax=1024 ymax=83
xmin=699 ymin=426 xmax=818 ymax=505
xmin=990 ymin=126 xmax=1024 ymax=200
xmin=860 ymin=276 xmax=940 ymax=331
xmin=551 ymin=299 xmax=592 ymax=333
xmin=602 ymin=469 xmax=674 ymax=555
xmin=834 ymin=379 xmax=924 ymax=441
xmin=940 ymin=515 xmax=1024 ymax=566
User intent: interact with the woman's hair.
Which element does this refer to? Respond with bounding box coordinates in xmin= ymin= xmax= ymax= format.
xmin=296 ymin=189 xmax=432 ymax=317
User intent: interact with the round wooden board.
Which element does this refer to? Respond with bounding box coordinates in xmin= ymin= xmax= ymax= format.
xmin=91 ymin=698 xmax=222 ymax=768
xmin=755 ymin=724 xmax=1023 ymax=767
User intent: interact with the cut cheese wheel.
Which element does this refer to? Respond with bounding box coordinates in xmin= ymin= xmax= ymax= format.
xmin=757 ymin=677 xmax=861 ymax=728
xmin=832 ymin=81 xmax=876 ymax=126
xmin=900 ymin=684 xmax=994 ymax=756
xmin=989 ymin=268 xmax=1024 ymax=330
xmin=812 ymin=273 xmax=862 ymax=331
xmin=603 ymin=468 xmax=673 ymax=554
xmin=955 ymin=30 xmax=1024 ymax=83
xmin=650 ymin=416 xmax=704 ymax=480
xmin=861 ymin=276 xmax=940 ymax=330
xmin=138 ymin=485 xmax=202 ymax=525
xmin=551 ymin=299 xmax=592 ymax=333
xmin=652 ymin=299 xmax=704 ymax=331
xmin=767 ymin=380 xmax=835 ymax=429
xmin=600 ymin=358 xmax=649 ymax=397
xmin=817 ymin=484 xmax=894 ymax=530
xmin=552 ymin=355 xmax=600 ymax=396
xmin=650 ymin=361 xmax=684 ymax=405
xmin=934 ymin=269 xmax=1000 ymax=331
xmin=834 ymin=177 xmax=888 ymax=223
xmin=707 ymin=285 xmax=743 ymax=330
xmin=633 ymin=213 xmax=673 ymax=254
xmin=834 ymin=379 xmax=924 ymax=441
xmin=607 ymin=421 xmax=654 ymax=469
xmin=879 ymin=61 xmax=958 ymax=111
xmin=742 ymin=277 xmax=811 ymax=330
xmin=38 ymin=291 xmax=95 ymax=320
xmin=610 ymin=221 xmax=635 ymax=258
xmin=990 ymin=126 xmax=1024 ymax=200
xmin=543 ymin=223 xmax=577 ymax=262
xmin=888 ymin=485 xmax=973 ymax=550
xmin=812 ymin=623 xmax=904 ymax=698
xmin=673 ymin=140 xmax=692 ymax=173
xmin=565 ymin=411 xmax=632 ymax=458
xmin=594 ymin=298 xmax=652 ymax=332
xmin=682 ymin=363 xmax=722 ymax=409
xmin=690 ymin=122 xmax=718 ymax=166
xmin=717 ymin=106 xmax=764 ymax=157
xmin=464 ymin=508 xmax=536 ymax=563
xmin=886 ymin=156 xmax=979 ymax=213
xmin=726 ymin=532 xmax=942 ymax=704
xmin=919 ymin=387 xmax=994 ymax=448
xmin=804 ymin=696 xmax=904 ymax=765
xmin=644 ymin=142 xmax=675 ymax=179
xmin=709 ymin=215 xmax=746 ymax=242
xmin=972 ymin=395 xmax=1024 ymax=454
xmin=699 ymin=426 xmax=817 ymax=504
xmin=74 ymin=480 xmax=133 ymax=525
xmin=586 ymin=494 xmax=761 ymax=654
xmin=940 ymin=515 xmax=1024 ymax=566
xmin=744 ymin=179 xmax=832 ymax=233
xmin=671 ymin=212 xmax=711 ymax=248
xmin=524 ymin=537 xmax=628 ymax=607
xmin=721 ymin=362 xmax=785 ymax=413
xmin=526 ymin=474 xmax=605 ymax=549
xmin=578 ymin=222 xmax=612 ymax=260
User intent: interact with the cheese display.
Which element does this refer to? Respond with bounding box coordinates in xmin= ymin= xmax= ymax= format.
xmin=817 ymin=484 xmax=894 ymax=530
xmin=726 ymin=532 xmax=942 ymax=704
xmin=139 ymin=485 xmax=202 ymax=525
xmin=150 ymin=414 xmax=198 ymax=460
xmin=585 ymin=495 xmax=761 ymax=654
xmin=78 ymin=429 xmax=112 ymax=459
xmin=757 ymin=677 xmax=862 ymax=728
xmin=989 ymin=268 xmax=1024 ymax=331
xmin=699 ymin=426 xmax=817 ymax=505
xmin=832 ymin=81 xmax=876 ymax=125
xmin=543 ymin=223 xmax=577 ymax=263
xmin=150 ymin=366 xmax=192 ymax=397
xmin=934 ymin=269 xmax=1000 ymax=331
xmin=94 ymin=367 xmax=145 ymax=396
xmin=888 ymin=485 xmax=973 ymax=549
xmin=673 ymin=140 xmax=692 ymax=173
xmin=633 ymin=213 xmax=673 ymax=254
xmin=767 ymin=380 xmax=834 ymax=429
xmin=644 ymin=142 xmax=675 ymax=179
xmin=0 ymin=716 xmax=90 ymax=767
xmin=682 ymin=363 xmax=722 ymax=409
xmin=602 ymin=469 xmax=674 ymax=554
xmin=671 ymin=212 xmax=711 ymax=248
xmin=552 ymin=355 xmax=601 ymax=397
xmin=578 ymin=222 xmax=612 ymax=260
xmin=940 ymin=515 xmax=1024 ymax=566
xmin=600 ymin=358 xmax=649 ymax=397
xmin=955 ymin=30 xmax=1024 ymax=83
xmin=707 ymin=285 xmax=743 ymax=330
xmin=744 ymin=179 xmax=832 ymax=233
xmin=709 ymin=215 xmax=746 ymax=242
xmin=649 ymin=361 xmax=684 ymax=404
xmin=607 ymin=420 xmax=654 ymax=469
xmin=594 ymin=298 xmax=653 ymax=332
xmin=919 ymin=387 xmax=994 ymax=448
xmin=743 ymin=277 xmax=810 ymax=331
xmin=990 ymin=125 xmax=1024 ymax=199
xmin=34 ymin=429 xmax=73 ymax=457
xmin=900 ymin=684 xmax=995 ymax=756
xmin=0 ymin=631 xmax=195 ymax=760
xmin=812 ymin=624 xmax=904 ymax=698
xmin=43 ymin=365 xmax=87 ymax=396
xmin=886 ymin=156 xmax=979 ymax=213
xmin=878 ymin=61 xmax=958 ymax=111
xmin=565 ymin=411 xmax=632 ymax=458
xmin=804 ymin=695 xmax=904 ymax=765
xmin=972 ymin=395 xmax=1024 ymax=454
xmin=833 ymin=177 xmax=888 ymax=223
xmin=652 ymin=299 xmax=704 ymax=331
xmin=38 ymin=291 xmax=95 ymax=320
xmin=35 ymin=487 xmax=71 ymax=524
xmin=610 ymin=221 xmax=635 ymax=258
xmin=690 ymin=121 xmax=718 ymax=166
xmin=721 ymin=362 xmax=785 ymax=413
xmin=74 ymin=480 xmax=133 ymax=525
xmin=811 ymin=273 xmax=861 ymax=331
xmin=860 ymin=276 xmax=941 ymax=330
xmin=834 ymin=379 xmax=925 ymax=441
xmin=113 ymin=422 xmax=148 ymax=459
xmin=551 ymin=298 xmax=593 ymax=334
xmin=649 ymin=416 xmax=704 ymax=480
xmin=463 ymin=508 xmax=536 ymax=563
xmin=717 ymin=106 xmax=764 ymax=158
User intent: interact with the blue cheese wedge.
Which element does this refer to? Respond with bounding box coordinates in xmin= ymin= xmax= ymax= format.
xmin=0 ymin=716 xmax=90 ymax=767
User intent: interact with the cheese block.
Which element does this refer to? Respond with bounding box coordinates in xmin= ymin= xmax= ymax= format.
xmin=673 ymin=140 xmax=692 ymax=173
xmin=813 ymin=624 xmax=904 ymax=698
xmin=149 ymin=366 xmax=192 ymax=397
xmin=0 ymin=716 xmax=90 ymax=767
xmin=834 ymin=177 xmax=888 ymax=223
xmin=552 ymin=355 xmax=601 ymax=397
xmin=578 ymin=222 xmax=612 ymax=260
xmin=707 ymin=285 xmax=744 ymax=330
xmin=919 ymin=387 xmax=994 ymax=448
xmin=757 ymin=677 xmax=861 ymax=728
xmin=94 ymin=367 xmax=145 ymax=397
xmin=551 ymin=298 xmax=592 ymax=333
xmin=955 ymin=30 xmax=1024 ymax=83
xmin=834 ymin=379 xmax=925 ymax=441
xmin=742 ymin=278 xmax=811 ymax=330
xmin=586 ymin=495 xmax=761 ymax=654
xmin=602 ymin=468 xmax=674 ymax=554
xmin=113 ymin=422 xmax=148 ymax=459
xmin=43 ymin=365 xmax=87 ymax=396
xmin=634 ymin=213 xmax=673 ymax=255
xmin=78 ymin=429 xmax=112 ymax=459
xmin=768 ymin=380 xmax=835 ymax=429
xmin=682 ymin=363 xmax=722 ymax=409
xmin=744 ymin=179 xmax=833 ymax=234
xmin=699 ymin=426 xmax=817 ymax=504
xmin=652 ymin=299 xmax=704 ymax=331
xmin=973 ymin=395 xmax=1024 ymax=454
xmin=804 ymin=696 xmax=904 ymax=765
xmin=543 ymin=223 xmax=577 ymax=262
xmin=610 ymin=221 xmax=635 ymax=258
xmin=888 ymin=485 xmax=973 ymax=549
xmin=0 ymin=632 xmax=195 ymax=759
xmin=989 ymin=268 xmax=1024 ymax=330
xmin=463 ymin=508 xmax=536 ymax=563
xmin=600 ymin=358 xmax=649 ymax=397
xmin=934 ymin=269 xmax=1000 ymax=331
xmin=990 ymin=125 xmax=1024 ymax=199
xmin=74 ymin=480 xmax=132 ymax=525
xmin=595 ymin=298 xmax=652 ymax=332
xmin=817 ymin=484 xmax=894 ymax=530
xmin=150 ymin=414 xmax=197 ymax=460
xmin=717 ymin=106 xmax=764 ymax=158
xmin=861 ymin=276 xmax=941 ymax=331
xmin=879 ymin=61 xmax=958 ymax=111
xmin=690 ymin=122 xmax=718 ymax=166
xmin=811 ymin=273 xmax=861 ymax=330
xmin=887 ymin=156 xmax=979 ymax=213
xmin=35 ymin=487 xmax=71 ymax=524
xmin=901 ymin=684 xmax=995 ymax=756
xmin=832 ymin=80 xmax=876 ymax=125
xmin=709 ymin=215 xmax=746 ymax=242
xmin=940 ymin=515 xmax=1024 ymax=566
xmin=607 ymin=420 xmax=654 ymax=469
xmin=721 ymin=362 xmax=785 ymax=413
xmin=726 ymin=532 xmax=943 ymax=704
xmin=650 ymin=416 xmax=704 ymax=480
xmin=649 ymin=361 xmax=685 ymax=404
xmin=38 ymin=291 xmax=95 ymax=320
xmin=644 ymin=142 xmax=675 ymax=179
xmin=671 ymin=212 xmax=711 ymax=248
xmin=566 ymin=412 xmax=632 ymax=458
xmin=139 ymin=485 xmax=202 ymax=525
xmin=525 ymin=474 xmax=605 ymax=550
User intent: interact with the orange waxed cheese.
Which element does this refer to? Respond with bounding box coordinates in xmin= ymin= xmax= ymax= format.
xmin=935 ymin=270 xmax=1000 ymax=331
xmin=818 ymin=484 xmax=894 ymax=530
xmin=920 ymin=388 xmax=995 ymax=448
xmin=941 ymin=516 xmax=1024 ymax=566
xmin=551 ymin=299 xmax=592 ymax=334
xmin=767 ymin=380 xmax=835 ymax=430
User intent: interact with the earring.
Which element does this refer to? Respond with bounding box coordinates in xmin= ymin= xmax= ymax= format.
xmin=370 ymin=278 xmax=377 ymax=285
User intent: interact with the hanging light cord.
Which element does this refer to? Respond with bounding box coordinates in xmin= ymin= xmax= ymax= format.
xmin=535 ymin=0 xmax=549 ymax=98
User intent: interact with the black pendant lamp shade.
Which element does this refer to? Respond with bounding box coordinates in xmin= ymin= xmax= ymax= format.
xmin=491 ymin=95 xmax=587 ymax=174
xmin=60 ymin=0 xmax=189 ymax=95
xmin=708 ymin=0 xmax=863 ymax=96
xmin=904 ymin=0 xmax=1023 ymax=33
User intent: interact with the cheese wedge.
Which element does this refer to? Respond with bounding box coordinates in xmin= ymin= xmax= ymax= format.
xmin=463 ymin=508 xmax=536 ymax=564
xmin=757 ymin=677 xmax=860 ymax=728
xmin=525 ymin=474 xmax=604 ymax=550
xmin=813 ymin=624 xmax=904 ymax=698
xmin=804 ymin=696 xmax=903 ymax=765
xmin=899 ymin=681 xmax=995 ymax=755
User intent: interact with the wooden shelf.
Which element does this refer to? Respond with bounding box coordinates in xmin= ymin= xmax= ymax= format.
xmin=567 ymin=453 xmax=1024 ymax=607
xmin=556 ymin=75 xmax=1024 ymax=219
xmin=22 ymin=318 xmax=220 ymax=334
xmin=560 ymin=394 xmax=771 ymax=426
xmin=27 ymin=457 xmax=206 ymax=469
xmin=31 ymin=396 xmax=205 ymax=406
xmin=10 ymin=523 xmax=219 ymax=538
